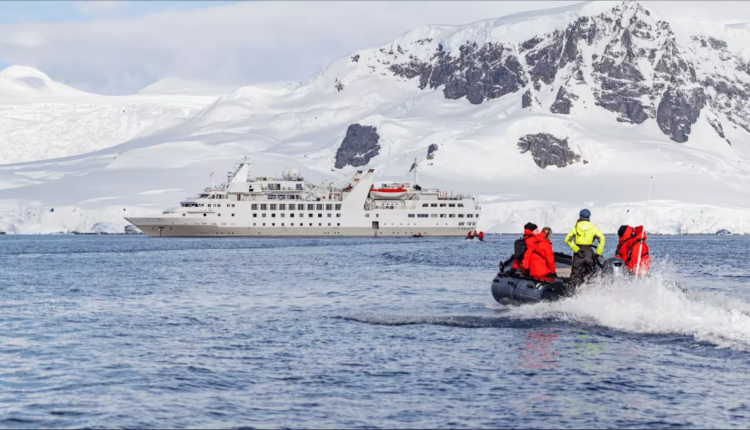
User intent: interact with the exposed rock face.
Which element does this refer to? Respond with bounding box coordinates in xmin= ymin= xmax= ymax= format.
xmin=427 ymin=143 xmax=438 ymax=160
xmin=334 ymin=124 xmax=380 ymax=169
xmin=390 ymin=42 xmax=527 ymax=104
xmin=334 ymin=79 xmax=344 ymax=92
xmin=374 ymin=1 xmax=750 ymax=144
xmin=518 ymin=133 xmax=581 ymax=169
xmin=657 ymin=87 xmax=706 ymax=143
xmin=550 ymin=87 xmax=578 ymax=114
xmin=522 ymin=89 xmax=533 ymax=108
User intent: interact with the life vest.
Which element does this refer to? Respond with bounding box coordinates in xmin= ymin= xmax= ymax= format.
xmin=616 ymin=225 xmax=634 ymax=259
xmin=624 ymin=226 xmax=650 ymax=274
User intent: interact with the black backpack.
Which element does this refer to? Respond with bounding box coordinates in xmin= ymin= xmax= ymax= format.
xmin=514 ymin=235 xmax=529 ymax=261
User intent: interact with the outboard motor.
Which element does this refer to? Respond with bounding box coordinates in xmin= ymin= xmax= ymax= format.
xmin=600 ymin=257 xmax=626 ymax=279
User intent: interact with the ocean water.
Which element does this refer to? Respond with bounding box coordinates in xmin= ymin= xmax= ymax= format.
xmin=1 ymin=234 xmax=750 ymax=428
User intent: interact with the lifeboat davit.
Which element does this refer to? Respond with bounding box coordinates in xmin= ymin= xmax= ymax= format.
xmin=370 ymin=187 xmax=407 ymax=199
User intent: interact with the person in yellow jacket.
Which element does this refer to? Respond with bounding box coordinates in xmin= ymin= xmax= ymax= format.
xmin=565 ymin=209 xmax=605 ymax=286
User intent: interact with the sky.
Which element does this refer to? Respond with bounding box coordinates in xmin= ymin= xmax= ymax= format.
xmin=0 ymin=1 xmax=748 ymax=95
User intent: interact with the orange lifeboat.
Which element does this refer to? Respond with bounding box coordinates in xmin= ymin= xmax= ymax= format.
xmin=370 ymin=184 xmax=408 ymax=199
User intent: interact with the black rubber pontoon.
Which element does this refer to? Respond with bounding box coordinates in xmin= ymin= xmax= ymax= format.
xmin=491 ymin=254 xmax=626 ymax=304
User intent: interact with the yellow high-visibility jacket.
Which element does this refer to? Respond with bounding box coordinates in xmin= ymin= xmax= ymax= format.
xmin=565 ymin=220 xmax=605 ymax=255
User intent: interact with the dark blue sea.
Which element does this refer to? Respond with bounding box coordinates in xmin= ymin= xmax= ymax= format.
xmin=1 ymin=234 xmax=750 ymax=428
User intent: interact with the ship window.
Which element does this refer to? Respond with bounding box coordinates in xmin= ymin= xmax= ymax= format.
xmin=430 ymin=203 xmax=437 ymax=207
xmin=281 ymin=223 xmax=284 ymax=226
xmin=467 ymin=214 xmax=473 ymax=218
xmin=309 ymin=223 xmax=313 ymax=226
xmin=336 ymin=214 xmax=341 ymax=218
xmin=318 ymin=214 xmax=322 ymax=218
xmin=337 ymin=223 xmax=340 ymax=226
xmin=418 ymin=214 xmax=428 ymax=218
xmin=307 ymin=204 xmax=314 ymax=210
xmin=263 ymin=214 xmax=267 ymax=218
xmin=203 ymin=214 xmax=206 ymax=217
xmin=253 ymin=214 xmax=257 ymax=218
xmin=408 ymin=214 xmax=415 ymax=218
xmin=272 ymin=223 xmax=275 ymax=226
xmin=272 ymin=214 xmax=276 ymax=218
xmin=270 ymin=204 xmax=277 ymax=210
xmin=449 ymin=214 xmax=455 ymax=218
xmin=319 ymin=223 xmax=322 ymax=226
xmin=308 ymin=213 xmax=313 ymax=218
xmin=183 ymin=214 xmax=186 ymax=216
xmin=326 ymin=204 xmax=332 ymax=210
xmin=327 ymin=214 xmax=331 ymax=218
xmin=261 ymin=204 xmax=267 ymax=210
xmin=232 ymin=214 xmax=235 ymax=217
xmin=289 ymin=195 xmax=296 ymax=200
xmin=252 ymin=204 xmax=258 ymax=210
xmin=296 ymin=184 xmax=302 ymax=190
xmin=299 ymin=213 xmax=304 ymax=218
xmin=335 ymin=204 xmax=341 ymax=210
xmin=290 ymin=214 xmax=295 ymax=218
xmin=459 ymin=222 xmax=465 ymax=226
xmin=365 ymin=214 xmax=370 ymax=218
xmin=440 ymin=214 xmax=446 ymax=218
xmin=458 ymin=204 xmax=464 ymax=207
xmin=281 ymin=213 xmax=285 ymax=218
xmin=431 ymin=214 xmax=438 ymax=218
xmin=263 ymin=223 xmax=266 ymax=226
xmin=298 ymin=204 xmax=304 ymax=210
xmin=440 ymin=204 xmax=446 ymax=207
xmin=279 ymin=195 xmax=286 ymax=200
xmin=422 ymin=204 xmax=428 ymax=207
xmin=316 ymin=204 xmax=323 ymax=210
xmin=279 ymin=204 xmax=286 ymax=210
xmin=458 ymin=214 xmax=464 ymax=218
xmin=328 ymin=223 xmax=331 ymax=226
xmin=291 ymin=223 xmax=294 ymax=226
xmin=449 ymin=204 xmax=455 ymax=207
xmin=253 ymin=223 xmax=256 ymax=226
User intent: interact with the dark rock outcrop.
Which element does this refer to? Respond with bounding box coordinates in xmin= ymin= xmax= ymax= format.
xmin=427 ymin=143 xmax=438 ymax=160
xmin=390 ymin=42 xmax=527 ymax=104
xmin=518 ymin=133 xmax=581 ymax=169
xmin=550 ymin=87 xmax=578 ymax=114
xmin=657 ymin=87 xmax=706 ymax=143
xmin=522 ymin=89 xmax=533 ymax=108
xmin=334 ymin=79 xmax=344 ymax=92
xmin=334 ymin=124 xmax=380 ymax=169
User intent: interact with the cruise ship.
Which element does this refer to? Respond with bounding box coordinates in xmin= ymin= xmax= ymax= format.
xmin=126 ymin=158 xmax=481 ymax=237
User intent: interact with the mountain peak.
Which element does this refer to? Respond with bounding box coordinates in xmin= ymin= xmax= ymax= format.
xmin=0 ymin=65 xmax=53 ymax=82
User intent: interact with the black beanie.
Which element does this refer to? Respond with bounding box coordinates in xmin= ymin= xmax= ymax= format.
xmin=617 ymin=225 xmax=628 ymax=238
xmin=524 ymin=222 xmax=538 ymax=231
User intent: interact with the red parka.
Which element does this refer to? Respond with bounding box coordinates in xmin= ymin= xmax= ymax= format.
xmin=623 ymin=226 xmax=650 ymax=275
xmin=522 ymin=232 xmax=556 ymax=279
xmin=512 ymin=229 xmax=537 ymax=271
xmin=615 ymin=226 xmax=634 ymax=259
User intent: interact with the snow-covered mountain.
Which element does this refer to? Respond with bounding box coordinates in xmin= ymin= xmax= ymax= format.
xmin=0 ymin=66 xmax=220 ymax=164
xmin=1 ymin=0 xmax=750 ymax=235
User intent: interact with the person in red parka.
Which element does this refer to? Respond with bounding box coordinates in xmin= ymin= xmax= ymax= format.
xmin=623 ymin=225 xmax=650 ymax=275
xmin=615 ymin=225 xmax=634 ymax=260
xmin=522 ymin=227 xmax=557 ymax=280
xmin=512 ymin=223 xmax=538 ymax=273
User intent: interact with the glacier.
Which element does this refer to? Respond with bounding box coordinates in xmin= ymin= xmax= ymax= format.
xmin=0 ymin=0 xmax=749 ymax=235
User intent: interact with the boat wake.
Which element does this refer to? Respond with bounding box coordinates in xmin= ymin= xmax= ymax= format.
xmin=502 ymin=260 xmax=750 ymax=350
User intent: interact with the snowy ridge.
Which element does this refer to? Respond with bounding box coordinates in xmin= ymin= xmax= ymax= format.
xmin=1 ymin=1 xmax=750 ymax=234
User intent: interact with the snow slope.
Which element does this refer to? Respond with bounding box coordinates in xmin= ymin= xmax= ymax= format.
xmin=0 ymin=1 xmax=749 ymax=234
xmin=0 ymin=66 xmax=222 ymax=164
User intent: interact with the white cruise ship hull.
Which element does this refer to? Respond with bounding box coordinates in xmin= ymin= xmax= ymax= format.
xmin=125 ymin=219 xmax=469 ymax=238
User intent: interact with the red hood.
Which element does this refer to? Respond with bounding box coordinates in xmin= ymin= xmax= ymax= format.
xmin=633 ymin=226 xmax=647 ymax=240
xmin=523 ymin=229 xmax=535 ymax=236
xmin=622 ymin=226 xmax=634 ymax=239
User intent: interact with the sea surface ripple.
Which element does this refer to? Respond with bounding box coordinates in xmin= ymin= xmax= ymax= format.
xmin=1 ymin=235 xmax=750 ymax=428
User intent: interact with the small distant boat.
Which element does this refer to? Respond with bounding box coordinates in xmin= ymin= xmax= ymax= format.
xmin=716 ymin=229 xmax=733 ymax=236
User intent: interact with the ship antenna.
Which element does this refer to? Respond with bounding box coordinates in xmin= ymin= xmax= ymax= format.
xmin=414 ymin=158 xmax=418 ymax=187
xmin=211 ymin=172 xmax=214 ymax=190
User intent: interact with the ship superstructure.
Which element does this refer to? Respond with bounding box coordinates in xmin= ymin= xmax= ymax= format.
xmin=126 ymin=157 xmax=481 ymax=237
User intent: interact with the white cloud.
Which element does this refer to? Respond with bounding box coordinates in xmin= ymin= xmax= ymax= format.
xmin=0 ymin=1 xmax=747 ymax=95
xmin=76 ymin=1 xmax=126 ymax=16
xmin=2 ymin=30 xmax=46 ymax=48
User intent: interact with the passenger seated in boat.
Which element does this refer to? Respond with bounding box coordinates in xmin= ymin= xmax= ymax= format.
xmin=499 ymin=223 xmax=538 ymax=274
xmin=522 ymin=227 xmax=557 ymax=280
